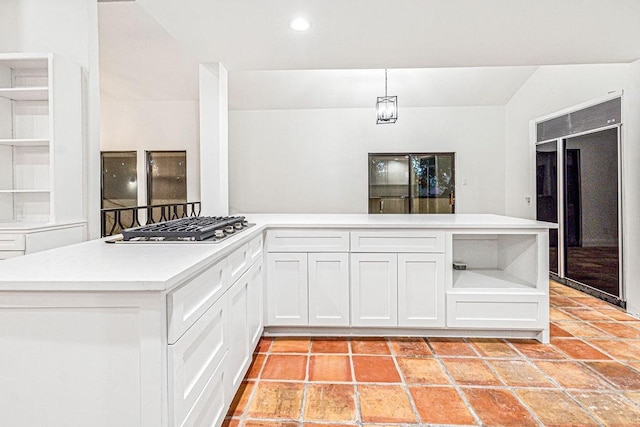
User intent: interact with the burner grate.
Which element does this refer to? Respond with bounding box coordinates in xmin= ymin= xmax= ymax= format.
xmin=121 ymin=216 xmax=247 ymax=241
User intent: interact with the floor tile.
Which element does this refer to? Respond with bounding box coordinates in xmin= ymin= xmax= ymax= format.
xmin=308 ymin=355 xmax=352 ymax=382
xmin=396 ymin=357 xmax=450 ymax=385
xmin=357 ymin=384 xmax=416 ymax=423
xmin=551 ymin=338 xmax=611 ymax=360
xmin=584 ymin=361 xmax=640 ymax=390
xmin=552 ymin=286 xmax=587 ymax=298
xmin=352 ymin=356 xmax=401 ymax=383
xmin=388 ymin=337 xmax=432 ymax=357
xmin=515 ymin=389 xmax=597 ymax=426
xmin=427 ymin=338 xmax=476 ymax=356
xmin=570 ymin=391 xmax=640 ymax=425
xmin=600 ymin=309 xmax=639 ymax=321
xmin=550 ymin=295 xmax=585 ymax=307
xmin=550 ymin=323 xmax=573 ymax=337
xmin=550 ymin=307 xmax=579 ymax=321
xmin=571 ymin=296 xmax=618 ymax=310
xmin=561 ymin=307 xmax=614 ymax=321
xmin=244 ymin=422 xmax=298 ymax=427
xmin=221 ymin=418 xmax=240 ymax=427
xmin=463 ymin=388 xmax=537 ymax=427
xmin=256 ymin=337 xmax=273 ymax=353
xmin=310 ymin=337 xmax=349 ymax=354
xmin=624 ymin=391 xmax=640 ymax=405
xmin=227 ymin=381 xmax=255 ymax=416
xmin=488 ymin=359 xmax=554 ymax=387
xmin=303 ymin=384 xmax=356 ymax=422
xmin=261 ymin=354 xmax=307 ymax=380
xmin=534 ymin=360 xmax=613 ymax=390
xmin=468 ymin=338 xmax=520 ymax=358
xmin=270 ymin=337 xmax=311 ymax=353
xmin=246 ymin=354 xmax=266 ymax=379
xmin=441 ymin=358 xmax=501 ymax=386
xmin=589 ymin=321 xmax=640 ymax=339
xmin=246 ymin=381 xmax=305 ymax=420
xmin=304 ymin=424 xmax=355 ymax=427
xmin=350 ymin=338 xmax=390 ymax=355
xmin=509 ymin=339 xmax=567 ymax=360
xmin=585 ymin=338 xmax=640 ymax=361
xmin=409 ymin=386 xmax=475 ymax=425
xmin=555 ymin=321 xmax=609 ymax=338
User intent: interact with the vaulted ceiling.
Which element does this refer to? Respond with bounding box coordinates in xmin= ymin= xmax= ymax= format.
xmin=99 ymin=1 xmax=640 ymax=108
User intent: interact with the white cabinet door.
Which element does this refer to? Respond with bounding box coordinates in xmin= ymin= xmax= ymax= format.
xmin=168 ymin=295 xmax=228 ymax=427
xmin=226 ymin=272 xmax=250 ymax=393
xmin=308 ymin=253 xmax=349 ymax=326
xmin=266 ymin=253 xmax=308 ymax=326
xmin=398 ymin=253 xmax=445 ymax=327
xmin=350 ymin=253 xmax=397 ymax=327
xmin=247 ymin=259 xmax=264 ymax=350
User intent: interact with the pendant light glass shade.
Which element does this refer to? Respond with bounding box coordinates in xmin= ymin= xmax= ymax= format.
xmin=376 ymin=69 xmax=397 ymax=124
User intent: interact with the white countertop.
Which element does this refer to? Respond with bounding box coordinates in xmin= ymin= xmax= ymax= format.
xmin=0 ymin=214 xmax=556 ymax=292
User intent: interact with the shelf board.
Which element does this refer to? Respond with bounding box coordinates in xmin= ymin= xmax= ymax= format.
xmin=0 ymin=138 xmax=49 ymax=147
xmin=0 ymin=87 xmax=49 ymax=101
xmin=0 ymin=189 xmax=50 ymax=193
xmin=452 ymin=269 xmax=536 ymax=290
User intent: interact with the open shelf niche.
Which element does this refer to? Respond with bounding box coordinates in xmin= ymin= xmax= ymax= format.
xmin=452 ymin=233 xmax=539 ymax=290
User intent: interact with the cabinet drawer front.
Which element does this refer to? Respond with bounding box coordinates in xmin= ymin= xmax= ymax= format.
xmin=249 ymin=233 xmax=263 ymax=264
xmin=229 ymin=243 xmax=251 ymax=284
xmin=266 ymin=229 xmax=349 ymax=252
xmin=167 ymin=259 xmax=229 ymax=344
xmin=351 ymin=230 xmax=444 ymax=253
xmin=168 ymin=296 xmax=227 ymax=427
xmin=177 ymin=357 xmax=227 ymax=427
xmin=0 ymin=234 xmax=25 ymax=251
xmin=0 ymin=250 xmax=25 ymax=259
xmin=446 ymin=293 xmax=546 ymax=329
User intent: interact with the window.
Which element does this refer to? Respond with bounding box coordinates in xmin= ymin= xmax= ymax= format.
xmin=101 ymin=151 xmax=137 ymax=209
xmin=368 ymin=152 xmax=455 ymax=214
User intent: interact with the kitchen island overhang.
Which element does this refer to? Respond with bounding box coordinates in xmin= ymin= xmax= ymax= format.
xmin=0 ymin=214 xmax=557 ymax=427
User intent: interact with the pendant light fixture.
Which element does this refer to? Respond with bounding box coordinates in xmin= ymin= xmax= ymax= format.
xmin=376 ymin=69 xmax=398 ymax=124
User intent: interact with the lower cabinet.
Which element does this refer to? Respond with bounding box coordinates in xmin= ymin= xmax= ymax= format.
xmin=350 ymin=253 xmax=398 ymax=327
xmin=266 ymin=252 xmax=350 ymax=326
xmin=168 ymin=252 xmax=264 ymax=427
xmin=266 ymin=253 xmax=308 ymax=325
xmin=351 ymin=253 xmax=445 ymax=327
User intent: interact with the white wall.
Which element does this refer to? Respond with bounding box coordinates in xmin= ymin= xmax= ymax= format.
xmin=229 ymin=106 xmax=505 ymax=214
xmin=624 ymin=59 xmax=640 ymax=315
xmin=0 ymin=0 xmax=101 ymax=238
xmin=504 ymin=64 xmax=628 ymax=218
xmin=100 ymin=98 xmax=200 ymax=205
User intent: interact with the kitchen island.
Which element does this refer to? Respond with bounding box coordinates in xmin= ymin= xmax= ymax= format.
xmin=0 ymin=214 xmax=556 ymax=427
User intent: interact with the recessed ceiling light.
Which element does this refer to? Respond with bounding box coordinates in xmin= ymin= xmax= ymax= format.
xmin=289 ymin=16 xmax=311 ymax=32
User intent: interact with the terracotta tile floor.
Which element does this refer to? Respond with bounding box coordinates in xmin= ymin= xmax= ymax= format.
xmin=225 ymin=281 xmax=640 ymax=426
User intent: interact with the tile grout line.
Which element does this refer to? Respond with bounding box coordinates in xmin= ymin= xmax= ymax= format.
xmin=387 ymin=338 xmax=424 ymax=425
xmin=347 ymin=338 xmax=364 ymax=426
xmin=424 ymin=338 xmax=483 ymax=426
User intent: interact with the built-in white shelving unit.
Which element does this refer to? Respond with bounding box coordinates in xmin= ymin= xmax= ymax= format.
xmin=0 ymin=53 xmax=86 ymax=257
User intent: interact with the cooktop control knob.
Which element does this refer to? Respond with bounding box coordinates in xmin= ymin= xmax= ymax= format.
xmin=224 ymin=225 xmax=235 ymax=234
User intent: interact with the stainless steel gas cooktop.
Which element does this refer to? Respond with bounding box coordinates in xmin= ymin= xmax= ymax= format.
xmin=112 ymin=216 xmax=253 ymax=243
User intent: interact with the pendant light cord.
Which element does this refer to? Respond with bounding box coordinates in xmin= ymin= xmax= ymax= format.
xmin=385 ymin=69 xmax=388 ymax=97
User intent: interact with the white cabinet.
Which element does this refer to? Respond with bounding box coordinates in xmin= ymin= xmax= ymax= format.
xmin=265 ymin=229 xmax=350 ymax=327
xmin=168 ymin=295 xmax=228 ymax=427
xmin=0 ymin=53 xmax=83 ymax=226
xmin=0 ymin=53 xmax=85 ymax=255
xmin=266 ymin=252 xmax=308 ymax=325
xmin=167 ymin=234 xmax=264 ymax=427
xmin=447 ymin=232 xmax=549 ymax=341
xmin=398 ymin=253 xmax=445 ymax=327
xmin=308 ymin=253 xmax=350 ymax=326
xmin=247 ymin=259 xmax=264 ymax=348
xmin=350 ymin=230 xmax=446 ymax=328
xmin=350 ymin=253 xmax=398 ymax=327
xmin=227 ymin=266 xmax=250 ymax=393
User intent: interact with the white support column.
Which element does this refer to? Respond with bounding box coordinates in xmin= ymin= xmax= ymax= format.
xmin=199 ymin=63 xmax=229 ymax=216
